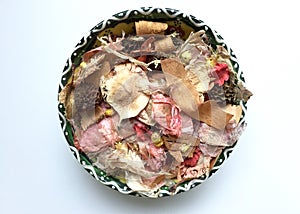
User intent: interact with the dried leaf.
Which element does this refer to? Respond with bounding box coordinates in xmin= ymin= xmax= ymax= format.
xmin=209 ymin=150 xmax=223 ymax=170
xmin=161 ymin=58 xmax=187 ymax=84
xmin=161 ymin=58 xmax=205 ymax=119
xmin=163 ymin=134 xmax=200 ymax=160
xmin=177 ymin=30 xmax=209 ymax=59
xmin=79 ymin=105 xmax=106 ymax=130
xmin=135 ymin=21 xmax=168 ymax=35
xmin=238 ymin=83 xmax=253 ymax=102
xmin=169 ymin=150 xmax=184 ymax=163
xmin=185 ymin=66 xmax=212 ymax=93
xmin=223 ymin=104 xmax=243 ymax=123
xmin=100 ymin=63 xmax=150 ymax=121
xmin=197 ymin=100 xmax=233 ymax=130
xmin=137 ymin=101 xmax=155 ymax=126
xmin=170 ymin=81 xmax=204 ymax=118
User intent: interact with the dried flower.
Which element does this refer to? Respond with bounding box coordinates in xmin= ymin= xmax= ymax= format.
xmin=183 ymin=147 xmax=201 ymax=167
xmin=78 ymin=117 xmax=120 ymax=153
xmin=212 ymin=63 xmax=230 ymax=86
xmin=151 ymin=92 xmax=182 ymax=137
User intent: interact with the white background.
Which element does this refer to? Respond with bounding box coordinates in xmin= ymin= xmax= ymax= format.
xmin=1 ymin=0 xmax=299 ymax=213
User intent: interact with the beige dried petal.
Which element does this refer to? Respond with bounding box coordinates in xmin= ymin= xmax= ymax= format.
xmin=101 ymin=63 xmax=150 ymax=121
xmin=223 ymin=104 xmax=243 ymax=123
xmin=154 ymin=36 xmax=175 ymax=53
xmin=125 ymin=172 xmax=151 ymax=192
xmin=170 ymin=81 xmax=204 ymax=118
xmin=169 ymin=150 xmax=184 ymax=163
xmin=161 ymin=58 xmax=187 ymax=85
xmin=185 ymin=65 xmax=212 ymax=92
xmin=135 ymin=21 xmax=168 ymax=35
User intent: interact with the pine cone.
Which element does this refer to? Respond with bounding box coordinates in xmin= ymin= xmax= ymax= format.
xmin=207 ymin=85 xmax=226 ymax=105
xmin=74 ymin=83 xmax=102 ymax=111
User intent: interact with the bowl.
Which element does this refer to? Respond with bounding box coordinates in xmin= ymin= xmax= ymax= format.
xmin=58 ymin=7 xmax=252 ymax=198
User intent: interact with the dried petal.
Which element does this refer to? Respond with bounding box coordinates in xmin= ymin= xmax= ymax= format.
xmin=185 ymin=62 xmax=212 ymax=93
xmin=212 ymin=63 xmax=230 ymax=86
xmin=197 ymin=122 xmax=246 ymax=147
xmin=100 ymin=63 xmax=150 ymax=121
xmin=181 ymin=112 xmax=194 ymax=135
xmin=152 ymin=93 xmax=182 ymax=137
xmin=169 ymin=150 xmax=184 ymax=163
xmin=223 ymin=104 xmax=243 ymax=123
xmin=78 ymin=117 xmax=120 ymax=153
xmin=199 ymin=142 xmax=223 ymax=157
xmin=183 ymin=147 xmax=201 ymax=167
xmin=161 ymin=58 xmax=187 ymax=85
xmin=161 ymin=58 xmax=205 ymax=119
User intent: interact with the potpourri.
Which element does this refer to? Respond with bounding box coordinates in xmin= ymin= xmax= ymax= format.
xmin=59 ymin=20 xmax=252 ymax=194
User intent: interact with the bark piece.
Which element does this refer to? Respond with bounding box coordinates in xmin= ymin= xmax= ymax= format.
xmin=135 ymin=21 xmax=168 ymax=35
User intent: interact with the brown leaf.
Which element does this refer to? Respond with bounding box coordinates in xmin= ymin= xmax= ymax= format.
xmin=209 ymin=150 xmax=223 ymax=170
xmin=170 ymin=81 xmax=204 ymax=118
xmin=169 ymin=150 xmax=184 ymax=163
xmin=238 ymin=83 xmax=253 ymax=102
xmin=161 ymin=58 xmax=187 ymax=84
xmin=197 ymin=100 xmax=233 ymax=130
xmin=223 ymin=104 xmax=243 ymax=123
xmin=161 ymin=58 xmax=204 ymax=119
xmin=135 ymin=21 xmax=168 ymax=35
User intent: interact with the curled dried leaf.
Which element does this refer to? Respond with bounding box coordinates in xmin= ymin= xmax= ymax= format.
xmin=135 ymin=21 xmax=168 ymax=35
